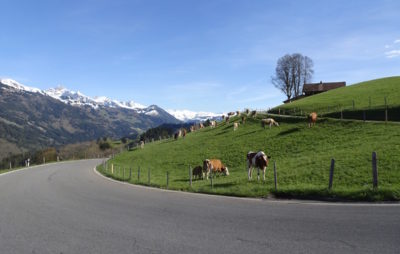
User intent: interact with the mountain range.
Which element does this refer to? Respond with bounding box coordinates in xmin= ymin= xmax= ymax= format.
xmin=0 ymin=78 xmax=222 ymax=159
xmin=0 ymin=79 xmax=179 ymax=159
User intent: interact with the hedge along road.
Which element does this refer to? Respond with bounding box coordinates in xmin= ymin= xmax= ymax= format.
xmin=0 ymin=160 xmax=399 ymax=254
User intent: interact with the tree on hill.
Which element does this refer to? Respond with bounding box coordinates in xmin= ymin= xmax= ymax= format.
xmin=272 ymin=53 xmax=314 ymax=100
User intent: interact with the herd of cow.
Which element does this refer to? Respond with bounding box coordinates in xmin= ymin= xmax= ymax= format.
xmin=191 ymin=150 xmax=272 ymax=181
xmin=172 ymin=111 xmax=318 ymax=181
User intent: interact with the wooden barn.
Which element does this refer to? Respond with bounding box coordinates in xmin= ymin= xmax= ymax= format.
xmin=302 ymin=81 xmax=346 ymax=96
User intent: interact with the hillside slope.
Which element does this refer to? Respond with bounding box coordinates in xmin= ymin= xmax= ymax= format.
xmin=0 ymin=83 xmax=180 ymax=159
xmin=101 ymin=113 xmax=400 ymax=201
xmin=270 ymin=76 xmax=400 ymax=121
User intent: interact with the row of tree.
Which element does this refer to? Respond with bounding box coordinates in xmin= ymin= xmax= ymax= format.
xmin=272 ymin=53 xmax=314 ymax=101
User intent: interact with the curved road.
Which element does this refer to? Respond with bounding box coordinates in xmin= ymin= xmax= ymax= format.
xmin=0 ymin=160 xmax=399 ymax=254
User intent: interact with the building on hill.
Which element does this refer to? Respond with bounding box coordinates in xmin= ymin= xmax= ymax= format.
xmin=283 ymin=81 xmax=346 ymax=103
xmin=302 ymin=81 xmax=346 ymax=96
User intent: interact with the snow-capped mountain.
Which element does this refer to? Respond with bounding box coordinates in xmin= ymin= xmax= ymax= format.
xmin=0 ymin=78 xmax=221 ymax=123
xmin=167 ymin=109 xmax=223 ymax=122
xmin=0 ymin=78 xmax=181 ymax=159
xmin=0 ymin=78 xmax=43 ymax=94
xmin=45 ymin=86 xmax=146 ymax=110
xmin=1 ymin=78 xmax=147 ymax=111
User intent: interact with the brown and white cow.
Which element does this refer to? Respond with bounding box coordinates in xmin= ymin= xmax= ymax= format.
xmin=308 ymin=112 xmax=317 ymax=127
xmin=203 ymin=159 xmax=229 ymax=179
xmin=182 ymin=128 xmax=187 ymax=137
xmin=261 ymin=118 xmax=279 ymax=129
xmin=247 ymin=151 xmax=271 ymax=181
xmin=210 ymin=120 xmax=217 ymax=128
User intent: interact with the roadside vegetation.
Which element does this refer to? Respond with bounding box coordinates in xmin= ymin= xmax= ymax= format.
xmin=0 ymin=138 xmax=127 ymax=174
xmin=98 ymin=113 xmax=400 ymax=201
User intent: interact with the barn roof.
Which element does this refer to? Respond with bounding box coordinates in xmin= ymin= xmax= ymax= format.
xmin=303 ymin=81 xmax=346 ymax=93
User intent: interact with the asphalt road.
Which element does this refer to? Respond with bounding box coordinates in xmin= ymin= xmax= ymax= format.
xmin=0 ymin=160 xmax=399 ymax=254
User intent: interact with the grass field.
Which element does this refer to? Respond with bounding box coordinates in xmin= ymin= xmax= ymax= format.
xmin=98 ymin=113 xmax=400 ymax=201
xmin=269 ymin=76 xmax=400 ymax=121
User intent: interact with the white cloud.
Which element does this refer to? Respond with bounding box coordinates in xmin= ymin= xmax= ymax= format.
xmin=394 ymin=39 xmax=400 ymax=44
xmin=385 ymin=50 xmax=400 ymax=58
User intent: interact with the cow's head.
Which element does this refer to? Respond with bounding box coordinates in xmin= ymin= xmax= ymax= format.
xmin=203 ymin=159 xmax=211 ymax=171
xmin=222 ymin=166 xmax=229 ymax=176
xmin=256 ymin=151 xmax=270 ymax=168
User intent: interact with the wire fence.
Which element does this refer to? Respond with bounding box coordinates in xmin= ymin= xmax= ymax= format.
xmin=269 ymin=98 xmax=400 ymax=122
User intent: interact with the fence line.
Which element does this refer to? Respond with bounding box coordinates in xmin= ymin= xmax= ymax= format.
xmin=100 ymin=152 xmax=381 ymax=193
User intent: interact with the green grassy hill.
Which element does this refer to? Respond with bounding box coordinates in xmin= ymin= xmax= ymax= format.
xmin=99 ymin=113 xmax=400 ymax=201
xmin=270 ymin=76 xmax=400 ymax=121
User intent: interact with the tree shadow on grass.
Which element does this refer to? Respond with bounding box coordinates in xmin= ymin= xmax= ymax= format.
xmin=236 ymin=130 xmax=258 ymax=138
xmin=214 ymin=130 xmax=230 ymax=136
xmin=277 ymin=127 xmax=301 ymax=136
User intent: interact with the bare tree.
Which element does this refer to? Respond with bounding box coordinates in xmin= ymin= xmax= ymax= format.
xmin=272 ymin=53 xmax=313 ymax=100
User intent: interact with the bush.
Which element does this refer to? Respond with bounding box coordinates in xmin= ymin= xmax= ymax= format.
xmin=99 ymin=141 xmax=112 ymax=151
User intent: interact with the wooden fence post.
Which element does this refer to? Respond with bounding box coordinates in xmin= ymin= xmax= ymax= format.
xmin=9 ymin=162 xmax=12 ymax=170
xmin=189 ymin=165 xmax=192 ymax=187
xmin=273 ymin=162 xmax=277 ymax=190
xmin=166 ymin=171 xmax=169 ymax=189
xmin=372 ymin=152 xmax=378 ymax=189
xmin=210 ymin=173 xmax=213 ymax=189
xmin=385 ymin=108 xmax=388 ymax=122
xmin=111 ymin=164 xmax=114 ymax=174
xmin=329 ymin=159 xmax=335 ymax=190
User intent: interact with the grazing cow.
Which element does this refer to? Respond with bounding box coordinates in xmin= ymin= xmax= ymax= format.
xmin=245 ymin=108 xmax=250 ymax=114
xmin=241 ymin=116 xmax=246 ymax=124
xmin=261 ymin=118 xmax=279 ymax=129
xmin=308 ymin=112 xmax=317 ymax=127
xmin=182 ymin=128 xmax=187 ymax=138
xmin=227 ymin=112 xmax=235 ymax=117
xmin=210 ymin=120 xmax=216 ymax=128
xmin=174 ymin=129 xmax=181 ymax=140
xmin=225 ymin=116 xmax=230 ymax=123
xmin=203 ymin=159 xmax=229 ymax=179
xmin=192 ymin=165 xmax=204 ymax=180
xmin=233 ymin=122 xmax=239 ymax=131
xmin=199 ymin=123 xmax=204 ymax=129
xmin=247 ymin=151 xmax=271 ymax=181
xmin=140 ymin=141 xmax=144 ymax=149
xmin=250 ymin=110 xmax=257 ymax=118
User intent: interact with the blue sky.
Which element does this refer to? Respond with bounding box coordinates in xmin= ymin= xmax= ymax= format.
xmin=1 ymin=0 xmax=399 ymax=113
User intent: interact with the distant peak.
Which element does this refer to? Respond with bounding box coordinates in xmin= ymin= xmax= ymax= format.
xmin=0 ymin=78 xmax=42 ymax=94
